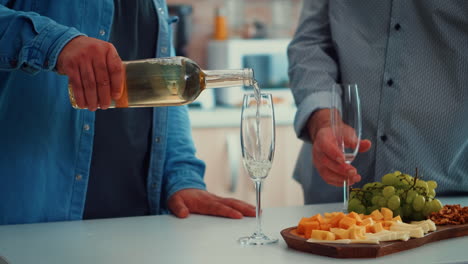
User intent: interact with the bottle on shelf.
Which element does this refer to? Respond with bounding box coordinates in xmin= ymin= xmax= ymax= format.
xmin=68 ymin=56 xmax=254 ymax=108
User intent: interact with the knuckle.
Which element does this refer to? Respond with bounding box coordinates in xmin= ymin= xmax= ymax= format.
xmin=87 ymin=43 xmax=99 ymax=51
xmin=108 ymin=63 xmax=122 ymax=74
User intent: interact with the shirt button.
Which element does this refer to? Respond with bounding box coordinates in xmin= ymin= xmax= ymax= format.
xmin=99 ymin=29 xmax=106 ymax=36
xmin=75 ymin=174 xmax=83 ymax=181
xmin=83 ymin=124 xmax=90 ymax=131
xmin=161 ymin=47 xmax=168 ymax=53
xmin=155 ymin=137 xmax=160 ymax=143
xmin=394 ymin=23 xmax=401 ymax=31
xmin=380 ymin=135 xmax=388 ymax=142
xmin=387 ymin=79 xmax=394 ymax=86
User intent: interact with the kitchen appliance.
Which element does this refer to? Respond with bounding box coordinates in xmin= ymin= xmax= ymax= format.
xmin=207 ymin=39 xmax=293 ymax=107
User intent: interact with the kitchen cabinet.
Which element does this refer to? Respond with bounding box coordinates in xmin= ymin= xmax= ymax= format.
xmin=191 ymin=117 xmax=304 ymax=207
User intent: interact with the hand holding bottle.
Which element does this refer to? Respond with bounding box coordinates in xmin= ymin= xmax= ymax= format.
xmin=57 ymin=36 xmax=123 ymax=111
xmin=307 ymin=109 xmax=372 ymax=187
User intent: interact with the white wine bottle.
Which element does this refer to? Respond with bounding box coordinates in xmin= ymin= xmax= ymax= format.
xmin=68 ymin=56 xmax=254 ymax=108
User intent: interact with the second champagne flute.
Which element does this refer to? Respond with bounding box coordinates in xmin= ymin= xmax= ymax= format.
xmin=330 ymin=83 xmax=362 ymax=212
xmin=239 ymin=93 xmax=277 ymax=245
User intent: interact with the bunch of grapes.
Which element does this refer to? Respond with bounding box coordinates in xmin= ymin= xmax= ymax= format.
xmin=348 ymin=170 xmax=443 ymax=222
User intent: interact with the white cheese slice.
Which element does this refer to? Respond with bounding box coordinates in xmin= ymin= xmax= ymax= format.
xmin=306 ymin=238 xmax=379 ymax=245
xmin=307 ymin=239 xmax=351 ymax=244
xmin=390 ymin=225 xmax=424 ymax=238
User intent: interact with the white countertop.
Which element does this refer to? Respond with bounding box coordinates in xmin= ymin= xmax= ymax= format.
xmin=0 ymin=197 xmax=467 ymax=264
xmin=188 ymin=105 xmax=297 ymax=128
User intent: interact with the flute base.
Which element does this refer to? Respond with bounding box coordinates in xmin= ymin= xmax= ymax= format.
xmin=238 ymin=233 xmax=278 ymax=245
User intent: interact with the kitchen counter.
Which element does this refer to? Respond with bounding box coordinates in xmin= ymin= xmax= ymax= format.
xmin=188 ymin=105 xmax=296 ymax=128
xmin=0 ymin=197 xmax=466 ymax=264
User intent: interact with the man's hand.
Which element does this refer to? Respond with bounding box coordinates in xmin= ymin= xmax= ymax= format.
xmin=307 ymin=109 xmax=372 ymax=187
xmin=56 ymin=36 xmax=123 ymax=111
xmin=168 ymin=189 xmax=256 ymax=219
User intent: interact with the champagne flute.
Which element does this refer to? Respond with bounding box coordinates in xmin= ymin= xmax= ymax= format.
xmin=330 ymin=84 xmax=361 ymax=212
xmin=238 ymin=93 xmax=278 ymax=245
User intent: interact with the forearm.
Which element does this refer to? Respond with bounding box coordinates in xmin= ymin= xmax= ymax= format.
xmin=288 ymin=0 xmax=339 ymax=142
xmin=0 ymin=4 xmax=84 ymax=74
xmin=163 ymin=106 xmax=206 ymax=200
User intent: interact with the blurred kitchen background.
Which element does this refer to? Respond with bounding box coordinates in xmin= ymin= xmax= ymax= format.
xmin=167 ymin=0 xmax=305 ymax=207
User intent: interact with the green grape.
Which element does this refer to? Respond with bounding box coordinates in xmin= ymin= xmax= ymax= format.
xmin=371 ymin=182 xmax=384 ymax=188
xmin=378 ymin=197 xmax=388 ymax=207
xmin=355 ymin=204 xmax=366 ymax=214
xmin=430 ymin=199 xmax=443 ymax=213
xmin=395 ymin=189 xmax=405 ymax=196
xmin=387 ymin=195 xmax=401 ymax=210
xmin=348 ymin=198 xmax=362 ymax=208
xmin=393 ymin=170 xmax=402 ymax=176
xmin=382 ymin=173 xmax=397 ymax=186
xmin=406 ymin=190 xmax=417 ymax=204
xmin=393 ymin=208 xmax=402 ymax=217
xmin=349 ymin=191 xmax=357 ymax=200
xmin=382 ymin=186 xmax=396 ymax=198
xmin=395 ymin=174 xmax=411 ymax=188
xmin=362 ymin=183 xmax=374 ymax=190
xmin=422 ymin=202 xmax=432 ymax=216
xmin=412 ymin=195 xmax=426 ymax=211
xmin=402 ymin=203 xmax=413 ymax=218
xmin=428 ymin=189 xmax=436 ymax=198
xmin=427 ymin=180 xmax=437 ymax=190
xmin=348 ymin=204 xmax=366 ymax=214
xmin=371 ymin=195 xmax=383 ymax=205
xmin=415 ymin=180 xmax=429 ymax=193
xmin=412 ymin=211 xmax=425 ymax=221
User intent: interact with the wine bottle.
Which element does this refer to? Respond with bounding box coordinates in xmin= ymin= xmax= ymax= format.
xmin=68 ymin=56 xmax=254 ymax=108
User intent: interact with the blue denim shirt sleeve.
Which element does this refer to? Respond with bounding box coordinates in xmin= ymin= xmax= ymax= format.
xmin=161 ymin=105 xmax=206 ymax=210
xmin=0 ymin=4 xmax=84 ymax=74
xmin=287 ymin=0 xmax=339 ymax=142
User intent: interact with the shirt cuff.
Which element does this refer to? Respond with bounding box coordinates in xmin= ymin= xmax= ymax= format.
xmin=20 ymin=22 xmax=84 ymax=74
xmin=164 ymin=170 xmax=207 ymax=203
xmin=294 ymin=90 xmax=336 ymax=142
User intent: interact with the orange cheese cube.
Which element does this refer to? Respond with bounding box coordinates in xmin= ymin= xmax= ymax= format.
xmin=370 ymin=210 xmax=384 ymax=221
xmin=381 ymin=207 xmax=393 ymax=221
xmin=297 ymin=217 xmax=311 ymax=235
xmin=311 ymin=230 xmax=336 ymax=241
xmin=338 ymin=216 xmax=357 ymax=229
xmin=347 ymin=212 xmax=363 ymax=223
xmin=330 ymin=228 xmax=349 ymax=239
xmin=310 ymin=213 xmax=325 ymax=224
xmin=329 ymin=212 xmax=345 ymax=227
xmin=348 ymin=226 xmax=366 ymax=240
xmin=303 ymin=221 xmax=320 ymax=239
xmin=320 ymin=223 xmax=332 ymax=231
xmin=370 ymin=222 xmax=384 ymax=233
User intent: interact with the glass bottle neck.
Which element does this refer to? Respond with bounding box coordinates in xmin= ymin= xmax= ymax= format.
xmin=203 ymin=69 xmax=254 ymax=89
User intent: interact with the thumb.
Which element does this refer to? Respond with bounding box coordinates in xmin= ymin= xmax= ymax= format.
xmin=168 ymin=194 xmax=190 ymax=218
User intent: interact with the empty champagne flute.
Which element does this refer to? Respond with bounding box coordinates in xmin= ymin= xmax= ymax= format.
xmin=330 ymin=83 xmax=362 ymax=212
xmin=238 ymin=93 xmax=278 ymax=245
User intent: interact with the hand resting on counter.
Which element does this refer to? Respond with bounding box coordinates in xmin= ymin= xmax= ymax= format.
xmin=168 ymin=189 xmax=256 ymax=219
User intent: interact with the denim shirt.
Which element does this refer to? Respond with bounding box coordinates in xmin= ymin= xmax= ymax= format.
xmin=0 ymin=0 xmax=206 ymax=225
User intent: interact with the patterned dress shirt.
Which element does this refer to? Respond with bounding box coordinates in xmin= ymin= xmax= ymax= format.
xmin=288 ymin=0 xmax=468 ymax=204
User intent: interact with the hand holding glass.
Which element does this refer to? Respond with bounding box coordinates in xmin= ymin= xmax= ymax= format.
xmin=239 ymin=93 xmax=278 ymax=245
xmin=330 ymin=84 xmax=361 ymax=212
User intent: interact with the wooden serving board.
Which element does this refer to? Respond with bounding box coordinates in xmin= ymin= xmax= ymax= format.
xmin=280 ymin=224 xmax=468 ymax=258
